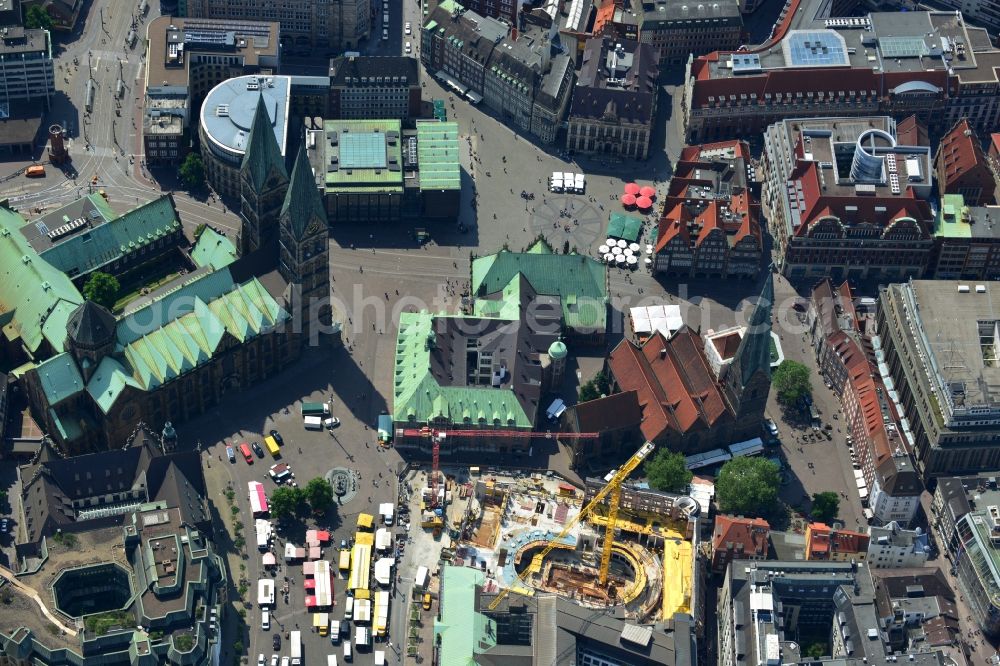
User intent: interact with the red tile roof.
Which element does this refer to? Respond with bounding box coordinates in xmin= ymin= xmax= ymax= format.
xmin=807 ymin=522 xmax=870 ymax=559
xmin=712 ymin=515 xmax=770 ymax=555
xmin=608 ymin=328 xmax=733 ymax=442
xmin=593 ymin=0 xmax=618 ymax=35
xmin=936 ymin=119 xmax=996 ymax=205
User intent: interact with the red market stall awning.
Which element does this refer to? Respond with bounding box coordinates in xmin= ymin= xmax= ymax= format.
xmin=636 ymin=196 xmax=653 ymax=209
xmin=624 ymin=183 xmax=640 ymax=195
xmin=305 ymin=595 xmax=317 ymax=607
xmin=304 ymin=579 xmax=316 ymax=589
xmin=639 ymin=186 xmax=656 ymax=198
xmin=622 ymin=193 xmax=637 ymax=206
xmin=262 ymin=552 xmax=276 ymax=566
xmin=316 ymin=530 xmax=330 ymax=543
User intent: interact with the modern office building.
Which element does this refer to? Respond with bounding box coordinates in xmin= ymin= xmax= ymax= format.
xmin=877 ymin=280 xmax=1000 ymax=478
xmin=762 ymin=116 xmax=935 ymax=281
xmin=683 ymin=7 xmax=1000 ymax=142
xmin=654 ymin=140 xmax=762 ymax=278
xmin=639 ymin=0 xmax=742 ymax=66
xmin=948 ymin=499 xmax=1000 ymax=636
xmin=0 ymin=24 xmax=54 ymax=110
xmin=327 ymin=55 xmax=421 ymax=120
xmin=179 ymin=0 xmax=368 ymax=53
xmin=199 ymin=75 xmax=292 ymax=198
xmin=718 ymin=561 xmax=947 ymax=666
xmin=143 ymin=16 xmax=280 ymax=166
xmin=303 ymin=118 xmax=461 ymax=223
xmin=566 ymin=37 xmax=659 ymax=161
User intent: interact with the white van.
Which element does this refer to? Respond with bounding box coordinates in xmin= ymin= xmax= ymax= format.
xmin=327 ymin=655 xmax=339 ymax=666
xmin=343 ymin=642 xmax=352 ymax=662
xmin=261 ymin=609 xmax=270 ymax=630
xmin=344 ymin=596 xmax=354 ymax=620
xmin=330 ymin=620 xmax=341 ymax=643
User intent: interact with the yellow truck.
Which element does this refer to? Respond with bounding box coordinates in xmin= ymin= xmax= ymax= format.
xmin=264 ymin=435 xmax=280 ymax=457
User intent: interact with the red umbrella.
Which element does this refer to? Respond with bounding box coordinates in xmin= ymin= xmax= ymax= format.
xmin=639 ymin=186 xmax=656 ymax=198
xmin=636 ymin=196 xmax=653 ymax=209
xmin=624 ymin=183 xmax=640 ymax=195
xmin=622 ymin=193 xmax=637 ymax=206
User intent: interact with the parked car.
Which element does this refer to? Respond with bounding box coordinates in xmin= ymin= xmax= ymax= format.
xmin=405 ymin=21 xmax=411 ymax=34
xmin=324 ymin=417 xmax=341 ymax=429
xmin=257 ymin=655 xmax=265 ymax=666
xmin=272 ymin=634 xmax=281 ymax=651
xmin=269 ymin=430 xmax=284 ymax=447
xmin=239 ymin=442 xmax=254 ymax=464
xmin=764 ymin=418 xmax=779 ymax=436
xmin=0 ymin=518 xmax=9 ymax=534
xmin=251 ymin=441 xmax=265 ymax=458
xmin=226 ymin=445 xmax=236 ymax=463
xmin=404 ymin=41 xmax=412 ymax=53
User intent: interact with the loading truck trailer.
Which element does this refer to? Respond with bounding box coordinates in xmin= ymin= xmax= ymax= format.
xmin=304 ymin=415 xmax=324 ymax=430
xmin=302 ymin=402 xmax=330 ymax=416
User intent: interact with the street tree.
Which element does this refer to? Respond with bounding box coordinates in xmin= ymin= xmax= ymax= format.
xmin=645 ymin=450 xmax=692 ymax=493
xmin=716 ymin=457 xmax=781 ymax=516
xmin=811 ymin=491 xmax=840 ymax=524
xmin=579 ymin=371 xmax=612 ymax=402
xmin=177 ymin=153 xmax=205 ymax=190
xmin=82 ymin=271 xmax=119 ymax=309
xmin=772 ymin=360 xmax=812 ymax=406
xmin=269 ymin=486 xmax=304 ymax=519
xmin=304 ymin=477 xmax=334 ymax=513
xmin=25 ymin=5 xmax=53 ymax=30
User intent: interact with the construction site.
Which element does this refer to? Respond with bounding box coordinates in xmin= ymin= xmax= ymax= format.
xmin=406 ymin=437 xmax=701 ymax=626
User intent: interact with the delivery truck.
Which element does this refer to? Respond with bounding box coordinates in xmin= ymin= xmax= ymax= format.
xmin=304 ymin=415 xmax=324 ymax=430
xmin=290 ymin=630 xmax=302 ymax=666
xmin=301 ymin=402 xmax=330 ymax=416
xmin=257 ymin=579 xmax=275 ymax=606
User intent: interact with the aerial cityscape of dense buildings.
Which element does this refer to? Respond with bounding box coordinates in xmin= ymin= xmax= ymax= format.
xmin=1 ymin=0 xmax=1000 ymax=664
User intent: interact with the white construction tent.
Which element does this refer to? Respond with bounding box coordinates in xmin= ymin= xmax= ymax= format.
xmin=630 ymin=304 xmax=684 ymax=339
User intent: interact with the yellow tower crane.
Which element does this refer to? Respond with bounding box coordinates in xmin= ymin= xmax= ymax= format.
xmin=487 ymin=442 xmax=656 ymax=611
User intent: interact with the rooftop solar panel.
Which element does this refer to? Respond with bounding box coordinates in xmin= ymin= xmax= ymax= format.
xmin=880 ymin=36 xmax=928 ymax=58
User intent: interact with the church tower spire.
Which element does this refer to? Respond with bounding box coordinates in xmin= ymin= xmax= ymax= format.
xmin=723 ymin=274 xmax=774 ymax=429
xmin=279 ymin=134 xmax=330 ymax=317
xmin=238 ymin=94 xmax=288 ymax=256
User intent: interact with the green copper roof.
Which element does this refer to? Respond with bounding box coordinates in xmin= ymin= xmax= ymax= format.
xmin=35 ymin=352 xmax=85 ymax=405
xmin=38 ymin=195 xmax=181 ymax=278
xmin=392 ymin=311 xmax=533 ymax=428
xmin=416 ymin=120 xmax=461 ymax=191
xmin=281 ymin=140 xmax=328 ymax=241
xmin=241 ymin=94 xmax=288 ymax=191
xmin=117 ymin=269 xmax=236 ymax=346
xmin=934 ymin=194 xmax=971 ymax=239
xmin=548 ymin=340 xmax=567 ymax=360
xmin=323 ymin=119 xmax=404 ymax=191
xmin=122 ymin=277 xmax=286 ymax=390
xmin=0 ymin=204 xmax=84 ymax=355
xmin=191 ymin=228 xmax=238 ymax=270
xmin=87 ymin=356 xmax=142 ymax=414
xmin=434 ymin=566 xmax=494 ymax=666
xmin=471 ymin=241 xmax=607 ymax=333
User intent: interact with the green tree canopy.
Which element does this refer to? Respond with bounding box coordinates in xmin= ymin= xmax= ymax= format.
xmin=82 ymin=271 xmax=119 ymax=309
xmin=25 ymin=5 xmax=53 ymax=30
xmin=716 ymin=457 xmax=781 ymax=516
xmin=811 ymin=491 xmax=840 ymax=524
xmin=579 ymin=370 xmax=612 ymax=402
xmin=269 ymin=486 xmax=305 ymax=519
xmin=178 ymin=153 xmax=205 ymax=190
xmin=645 ymin=450 xmax=693 ymax=493
xmin=772 ymin=360 xmax=812 ymax=406
xmin=304 ymin=477 xmax=334 ymax=513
